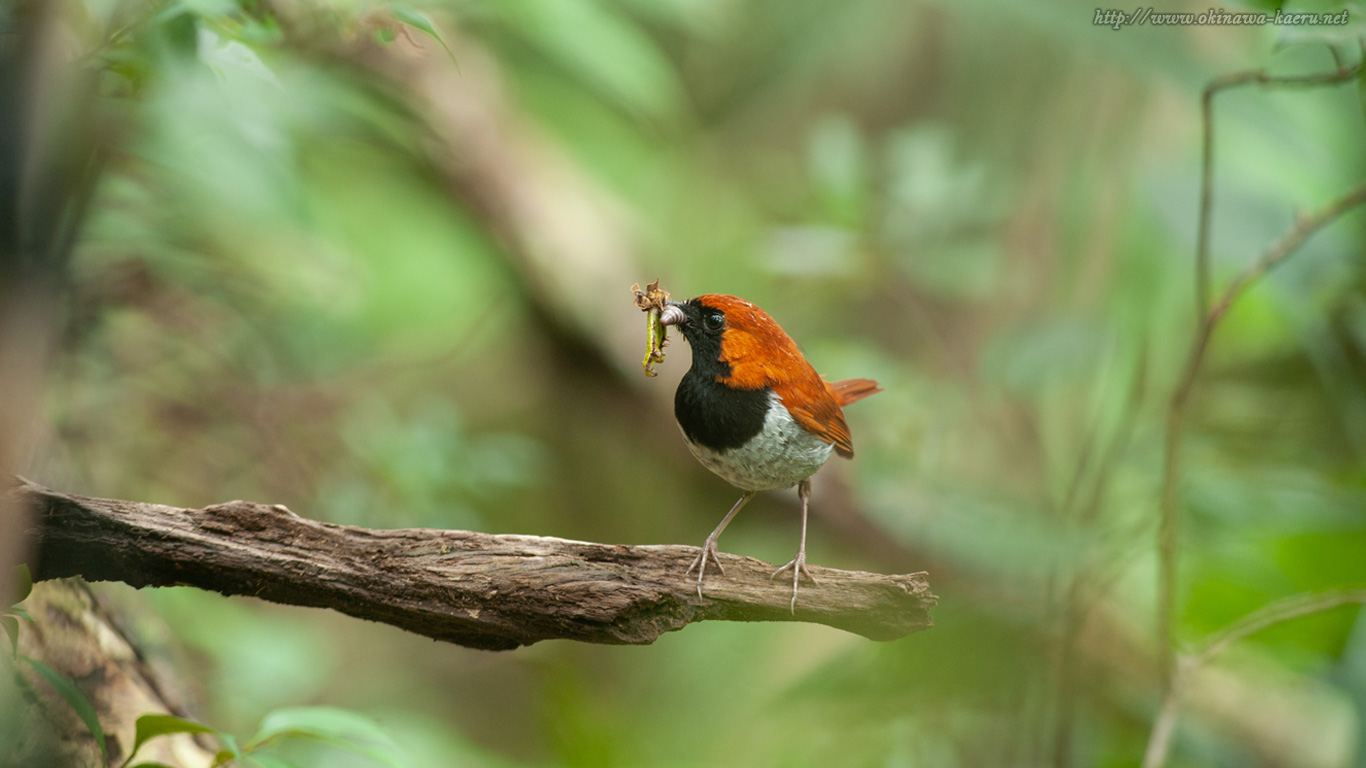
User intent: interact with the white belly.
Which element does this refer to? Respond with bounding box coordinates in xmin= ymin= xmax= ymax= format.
xmin=682 ymin=393 xmax=834 ymax=491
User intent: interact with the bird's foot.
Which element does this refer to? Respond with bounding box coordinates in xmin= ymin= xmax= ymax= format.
xmin=685 ymin=537 xmax=725 ymax=598
xmin=770 ymin=554 xmax=817 ymax=614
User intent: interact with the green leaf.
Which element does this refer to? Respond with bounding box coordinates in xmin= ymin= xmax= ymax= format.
xmin=391 ymin=5 xmax=458 ymax=67
xmin=211 ymin=732 xmax=243 ymax=765
xmin=9 ymin=564 xmax=32 ymax=605
xmin=122 ymin=714 xmax=221 ymax=768
xmin=21 ymin=657 xmax=107 ymax=763
xmin=1 ymin=616 xmax=18 ymax=658
xmin=8 ymin=605 xmax=31 ymax=621
xmin=130 ymin=763 xmax=180 ymax=768
xmin=244 ymin=707 xmax=401 ymax=767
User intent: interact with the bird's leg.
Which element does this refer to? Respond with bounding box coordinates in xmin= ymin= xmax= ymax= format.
xmin=686 ymin=491 xmax=754 ymax=598
xmin=770 ymin=477 xmax=818 ymax=613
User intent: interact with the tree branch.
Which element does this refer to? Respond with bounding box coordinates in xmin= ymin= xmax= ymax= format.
xmin=1178 ymin=62 xmax=1366 ymax=681
xmin=1196 ymin=63 xmax=1362 ymax=317
xmin=12 ymin=479 xmax=936 ymax=651
xmin=1158 ymin=181 xmax=1366 ymax=682
xmin=1193 ymin=588 xmax=1366 ymax=669
xmin=1142 ymin=589 xmax=1366 ymax=768
xmin=1151 ymin=59 xmax=1366 ymax=761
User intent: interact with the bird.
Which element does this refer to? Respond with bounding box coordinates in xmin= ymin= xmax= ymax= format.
xmin=657 ymin=293 xmax=880 ymax=611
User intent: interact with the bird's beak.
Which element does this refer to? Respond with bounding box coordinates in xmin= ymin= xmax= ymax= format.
xmin=659 ymin=301 xmax=687 ymax=327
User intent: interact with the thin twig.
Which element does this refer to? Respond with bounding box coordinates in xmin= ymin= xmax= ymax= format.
xmin=1154 ymin=62 xmax=1366 ymax=762
xmin=1212 ymin=185 xmax=1366 ymax=322
xmin=1194 ymin=64 xmax=1360 ymax=318
xmin=1156 ymin=309 xmax=1214 ymax=682
xmin=1142 ymin=590 xmax=1366 ymax=768
xmin=1165 ymin=58 xmax=1366 ymax=687
xmin=1196 ymin=588 xmax=1366 ymax=667
xmin=1159 ymin=181 xmax=1366 ymax=682
xmin=1141 ymin=669 xmax=1187 ymax=768
xmin=1161 ymin=179 xmax=1366 ymax=672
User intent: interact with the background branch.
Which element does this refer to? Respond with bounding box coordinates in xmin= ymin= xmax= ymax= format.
xmin=1151 ymin=56 xmax=1366 ymax=764
xmin=1159 ymin=181 xmax=1366 ymax=681
xmin=1178 ymin=62 xmax=1366 ymax=681
xmin=1195 ymin=64 xmax=1361 ymax=316
xmin=13 ymin=478 xmax=936 ymax=651
xmin=1142 ymin=589 xmax=1366 ymax=768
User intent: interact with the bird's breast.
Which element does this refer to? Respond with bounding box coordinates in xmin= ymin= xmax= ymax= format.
xmin=673 ymin=365 xmax=771 ymax=450
xmin=678 ymin=389 xmax=835 ymax=492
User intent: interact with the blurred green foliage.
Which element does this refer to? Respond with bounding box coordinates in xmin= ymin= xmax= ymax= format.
xmin=6 ymin=0 xmax=1366 ymax=765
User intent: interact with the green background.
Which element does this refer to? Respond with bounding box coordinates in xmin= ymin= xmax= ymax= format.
xmin=9 ymin=0 xmax=1366 ymax=765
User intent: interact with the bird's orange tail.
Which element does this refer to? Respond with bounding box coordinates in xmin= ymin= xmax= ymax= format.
xmin=828 ymin=378 xmax=881 ymax=407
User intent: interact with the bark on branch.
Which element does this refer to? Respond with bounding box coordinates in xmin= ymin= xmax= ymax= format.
xmin=14 ymin=479 xmax=936 ymax=651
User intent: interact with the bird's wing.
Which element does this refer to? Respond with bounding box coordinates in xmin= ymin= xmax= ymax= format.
xmin=775 ymin=377 xmax=856 ymax=459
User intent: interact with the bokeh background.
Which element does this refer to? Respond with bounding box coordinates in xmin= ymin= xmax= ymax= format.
xmin=6 ymin=0 xmax=1366 ymax=765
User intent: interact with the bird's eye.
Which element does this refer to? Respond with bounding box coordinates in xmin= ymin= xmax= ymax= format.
xmin=703 ymin=312 xmax=725 ymax=332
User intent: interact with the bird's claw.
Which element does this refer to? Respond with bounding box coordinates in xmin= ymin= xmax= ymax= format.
xmin=685 ymin=539 xmax=725 ymax=598
xmin=769 ymin=557 xmax=817 ymax=584
xmin=770 ymin=555 xmax=817 ymax=614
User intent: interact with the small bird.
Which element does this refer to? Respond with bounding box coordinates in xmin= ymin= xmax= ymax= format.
xmin=658 ymin=294 xmax=880 ymax=610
